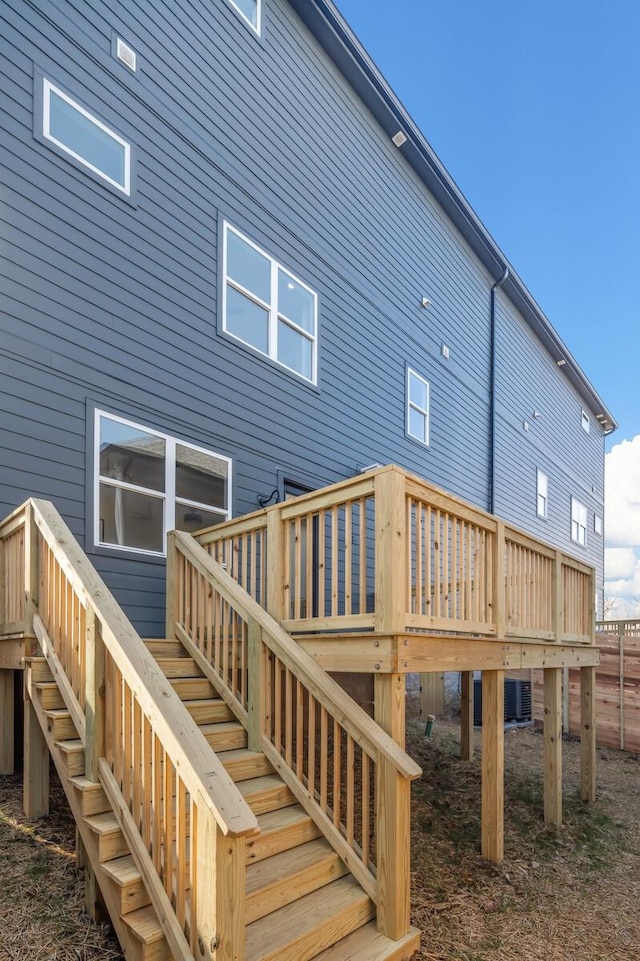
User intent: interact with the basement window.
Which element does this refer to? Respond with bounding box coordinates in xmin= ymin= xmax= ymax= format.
xmin=571 ymin=497 xmax=587 ymax=547
xmin=223 ymin=223 xmax=318 ymax=384
xmin=94 ymin=411 xmax=231 ymax=556
xmin=42 ymin=79 xmax=131 ymax=195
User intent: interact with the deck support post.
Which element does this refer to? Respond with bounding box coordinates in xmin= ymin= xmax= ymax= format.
xmin=580 ymin=664 xmax=596 ymax=802
xmin=23 ymin=694 xmax=49 ymax=817
xmin=0 ymin=670 xmax=15 ymax=774
xmin=543 ymin=667 xmax=563 ymax=827
xmin=460 ymin=671 xmax=474 ymax=760
xmin=481 ymin=669 xmax=504 ymax=863
xmin=374 ymin=673 xmax=406 ymax=749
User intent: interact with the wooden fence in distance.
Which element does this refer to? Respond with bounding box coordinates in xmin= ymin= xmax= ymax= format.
xmin=511 ymin=620 xmax=640 ymax=752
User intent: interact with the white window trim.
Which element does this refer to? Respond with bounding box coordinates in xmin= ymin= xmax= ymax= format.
xmin=94 ymin=410 xmax=232 ymax=557
xmin=43 ymin=79 xmax=131 ymax=195
xmin=571 ymin=496 xmax=587 ymax=547
xmin=536 ymin=469 xmax=548 ymax=519
xmin=222 ymin=222 xmax=318 ymax=384
xmin=227 ymin=0 xmax=262 ymax=34
xmin=581 ymin=409 xmax=590 ymax=433
xmin=407 ymin=367 xmax=430 ymax=446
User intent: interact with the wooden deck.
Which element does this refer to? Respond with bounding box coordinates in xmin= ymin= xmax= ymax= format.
xmin=0 ymin=467 xmax=599 ymax=959
xmin=194 ymin=464 xmax=599 ymax=859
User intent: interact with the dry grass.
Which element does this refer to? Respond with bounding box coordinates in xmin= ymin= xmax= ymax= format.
xmin=407 ymin=718 xmax=640 ymax=961
xmin=1 ymin=723 xmax=638 ymax=960
xmin=0 ymin=767 xmax=121 ymax=961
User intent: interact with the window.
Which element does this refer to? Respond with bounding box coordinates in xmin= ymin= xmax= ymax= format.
xmin=95 ymin=411 xmax=231 ymax=556
xmin=228 ymin=0 xmax=261 ymax=32
xmin=42 ymin=79 xmax=131 ymax=194
xmin=536 ymin=470 xmax=548 ymax=519
xmin=223 ymin=224 xmax=318 ymax=383
xmin=407 ymin=368 xmax=430 ymax=445
xmin=571 ymin=497 xmax=587 ymax=546
xmin=594 ymin=514 xmax=603 ymax=536
xmin=581 ymin=409 xmax=590 ymax=433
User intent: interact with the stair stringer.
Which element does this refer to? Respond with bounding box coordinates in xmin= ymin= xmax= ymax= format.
xmin=24 ymin=661 xmax=163 ymax=961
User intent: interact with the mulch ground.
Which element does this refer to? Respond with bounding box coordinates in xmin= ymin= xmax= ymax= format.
xmin=1 ymin=720 xmax=638 ymax=960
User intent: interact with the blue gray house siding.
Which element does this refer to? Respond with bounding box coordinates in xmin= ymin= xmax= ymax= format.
xmin=1 ymin=0 xmax=609 ymax=634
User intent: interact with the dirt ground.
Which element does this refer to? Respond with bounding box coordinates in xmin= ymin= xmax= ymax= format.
xmin=1 ymin=719 xmax=638 ymax=961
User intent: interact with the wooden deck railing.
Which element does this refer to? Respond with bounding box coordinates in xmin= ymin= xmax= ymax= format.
xmin=168 ymin=530 xmax=422 ymax=941
xmin=0 ymin=504 xmax=32 ymax=637
xmin=195 ymin=465 xmax=596 ymax=646
xmin=3 ymin=500 xmax=258 ymax=961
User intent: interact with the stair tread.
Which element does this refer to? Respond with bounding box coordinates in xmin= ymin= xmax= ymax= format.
xmin=45 ymin=707 xmax=71 ymax=718
xmin=246 ymin=838 xmax=340 ymax=896
xmin=237 ymin=775 xmax=296 ymax=815
xmin=101 ymin=854 xmax=139 ymax=885
xmin=85 ymin=812 xmax=121 ymax=835
xmin=55 ymin=738 xmax=83 ymax=752
xmin=246 ymin=875 xmax=374 ymax=961
xmin=311 ymin=922 xmax=421 ymax=961
xmin=122 ymin=905 xmax=165 ymax=946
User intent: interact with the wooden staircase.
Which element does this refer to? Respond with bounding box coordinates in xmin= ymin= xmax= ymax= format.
xmin=24 ymin=632 xmax=420 ymax=961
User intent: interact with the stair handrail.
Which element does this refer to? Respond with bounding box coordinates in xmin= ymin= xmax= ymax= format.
xmin=171 ymin=529 xmax=421 ymax=941
xmin=173 ymin=530 xmax=420 ymax=781
xmin=30 ymin=498 xmax=258 ymax=838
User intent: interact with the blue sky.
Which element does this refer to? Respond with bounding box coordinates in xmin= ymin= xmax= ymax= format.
xmin=335 ymin=0 xmax=640 ymax=611
xmin=335 ymin=0 xmax=640 ymax=450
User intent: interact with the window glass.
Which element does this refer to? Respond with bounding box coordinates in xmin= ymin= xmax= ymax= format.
xmin=226 ymin=231 xmax=271 ymax=303
xmin=407 ymin=368 xmax=430 ymax=445
xmin=223 ymin=224 xmax=318 ymax=383
xmin=409 ymin=407 xmax=427 ymax=443
xmin=537 ymin=470 xmax=548 ymax=518
xmin=278 ymin=321 xmax=313 ymax=381
xmin=49 ymin=90 xmax=126 ymax=186
xmin=99 ymin=485 xmax=164 ymax=552
xmin=278 ymin=270 xmax=315 ymax=333
xmin=43 ymin=82 xmax=130 ymax=193
xmin=175 ymin=503 xmax=227 ymax=533
xmin=226 ymin=286 xmax=269 ymax=354
xmin=176 ymin=444 xmax=228 ymax=508
xmin=571 ymin=498 xmax=587 ymax=546
xmin=99 ymin=419 xmax=165 ymax=492
xmin=409 ymin=373 xmax=428 ymax=411
xmin=96 ymin=411 xmax=231 ymax=555
xmin=230 ymin=0 xmax=259 ymax=28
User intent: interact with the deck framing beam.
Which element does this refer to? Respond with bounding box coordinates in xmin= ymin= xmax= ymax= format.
xmin=294 ymin=634 xmax=599 ymax=674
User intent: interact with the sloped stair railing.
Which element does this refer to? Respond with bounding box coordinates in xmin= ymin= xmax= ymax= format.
xmin=168 ymin=529 xmax=422 ymax=941
xmin=2 ymin=500 xmax=259 ymax=961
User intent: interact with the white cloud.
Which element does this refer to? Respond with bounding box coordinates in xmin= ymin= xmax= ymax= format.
xmin=605 ymin=436 xmax=640 ymax=616
xmin=605 ymin=435 xmax=640 ymax=546
xmin=605 ymin=547 xmax=637 ymax=580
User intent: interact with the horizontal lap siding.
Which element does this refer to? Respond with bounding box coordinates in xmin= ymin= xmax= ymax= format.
xmin=494 ymin=291 xmax=605 ymax=593
xmin=1 ymin=0 xmax=602 ymax=629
